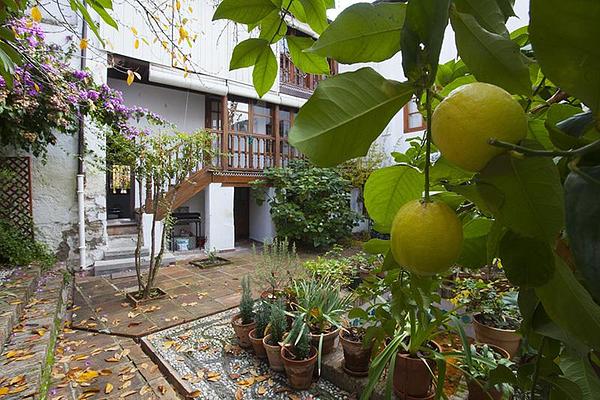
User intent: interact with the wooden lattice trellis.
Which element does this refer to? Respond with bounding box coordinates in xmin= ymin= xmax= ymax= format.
xmin=0 ymin=157 xmax=34 ymax=238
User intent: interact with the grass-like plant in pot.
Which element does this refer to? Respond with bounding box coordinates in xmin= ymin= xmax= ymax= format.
xmin=452 ymin=277 xmax=522 ymax=358
xmin=263 ymin=299 xmax=288 ymax=372
xmin=249 ymin=300 xmax=270 ymax=359
xmin=281 ymin=319 xmax=318 ymax=390
xmin=231 ymin=275 xmax=255 ymax=349
xmin=288 ymin=277 xmax=353 ymax=363
xmin=450 ymin=321 xmax=516 ymax=400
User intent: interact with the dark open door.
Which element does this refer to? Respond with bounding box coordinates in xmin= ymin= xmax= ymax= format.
xmin=234 ymin=187 xmax=250 ymax=241
xmin=106 ymin=164 xmax=135 ymax=220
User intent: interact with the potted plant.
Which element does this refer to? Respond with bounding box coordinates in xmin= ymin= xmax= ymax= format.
xmin=281 ymin=323 xmax=318 ymax=390
xmin=262 ymin=300 xmax=288 ymax=372
xmin=231 ymin=276 xmax=255 ymax=349
xmin=452 ymin=322 xmax=515 ymax=400
xmin=248 ymin=300 xmax=270 ymax=359
xmin=289 ymin=277 xmax=353 ymax=356
xmin=253 ymin=238 xmax=301 ymax=301
xmin=339 ymin=324 xmax=374 ymax=377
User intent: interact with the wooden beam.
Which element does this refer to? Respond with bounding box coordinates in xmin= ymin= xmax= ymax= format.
xmin=221 ymin=95 xmax=229 ymax=169
xmin=274 ymin=104 xmax=281 ymax=167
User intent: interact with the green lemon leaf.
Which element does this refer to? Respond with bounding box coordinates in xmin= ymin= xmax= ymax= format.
xmin=253 ymin=45 xmax=277 ymax=97
xmin=530 ymin=0 xmax=600 ymax=112
xmin=454 ymin=0 xmax=508 ymax=36
xmin=259 ymin=10 xmax=287 ymax=43
xmin=289 ymin=67 xmax=414 ymax=167
xmin=477 ymin=151 xmax=564 ymax=241
xmin=230 ymin=38 xmax=269 ymax=70
xmin=450 ymin=7 xmax=531 ymax=95
xmin=535 ymin=256 xmax=600 ymax=350
xmin=213 ymin=0 xmax=277 ymax=24
xmin=286 ymin=36 xmax=330 ymax=75
xmin=499 ymin=231 xmax=555 ymax=287
xmin=364 ymin=165 xmax=423 ymax=233
xmin=457 ymin=216 xmax=493 ymax=269
xmin=308 ymin=2 xmax=406 ymax=64
xmin=363 ymin=238 xmax=390 ymax=255
xmin=298 ymin=0 xmax=328 ymax=34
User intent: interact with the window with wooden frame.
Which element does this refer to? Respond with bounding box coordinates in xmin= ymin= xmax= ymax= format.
xmin=404 ymin=97 xmax=426 ymax=133
xmin=205 ymin=96 xmax=222 ymax=131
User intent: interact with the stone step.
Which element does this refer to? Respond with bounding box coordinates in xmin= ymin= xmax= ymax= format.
xmin=103 ymin=246 xmax=149 ymax=260
xmin=0 ymin=266 xmax=40 ymax=349
xmin=107 ymin=234 xmax=138 ymax=248
xmin=0 ymin=268 xmax=68 ymax=400
xmin=107 ymin=223 xmax=138 ymax=236
xmin=94 ymin=253 xmax=177 ymax=277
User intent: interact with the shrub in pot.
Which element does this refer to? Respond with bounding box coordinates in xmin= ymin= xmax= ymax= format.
xmin=231 ymin=276 xmax=255 ymax=348
xmin=339 ymin=325 xmax=373 ymax=377
xmin=451 ymin=277 xmax=521 ymax=358
xmin=249 ymin=300 xmax=270 ymax=358
xmin=263 ymin=300 xmax=288 ymax=372
xmin=253 ymin=238 xmax=301 ymax=302
xmin=453 ymin=324 xmax=515 ymax=400
xmin=281 ymin=324 xmax=318 ymax=390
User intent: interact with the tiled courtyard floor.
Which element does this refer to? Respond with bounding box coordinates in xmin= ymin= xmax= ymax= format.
xmin=71 ymin=249 xmax=261 ymax=338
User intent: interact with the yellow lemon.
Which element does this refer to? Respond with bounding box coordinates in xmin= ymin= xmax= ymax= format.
xmin=432 ymin=82 xmax=527 ymax=172
xmin=390 ymin=200 xmax=463 ymax=276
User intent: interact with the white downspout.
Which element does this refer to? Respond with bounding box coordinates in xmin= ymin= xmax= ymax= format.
xmin=77 ymin=174 xmax=86 ymax=269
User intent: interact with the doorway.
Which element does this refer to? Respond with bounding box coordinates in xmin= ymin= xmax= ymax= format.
xmin=106 ymin=164 xmax=135 ymax=220
xmin=234 ymin=187 xmax=250 ymax=241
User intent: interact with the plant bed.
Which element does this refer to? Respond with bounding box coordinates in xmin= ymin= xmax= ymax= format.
xmin=189 ymin=256 xmax=231 ymax=269
xmin=125 ymin=287 xmax=168 ymax=306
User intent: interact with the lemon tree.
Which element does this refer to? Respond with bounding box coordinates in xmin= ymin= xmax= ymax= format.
xmin=217 ymin=0 xmax=600 ymax=397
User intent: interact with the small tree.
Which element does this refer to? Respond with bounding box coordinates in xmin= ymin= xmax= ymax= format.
xmin=113 ymin=130 xmax=214 ymax=299
xmin=254 ymin=300 xmax=271 ymax=339
xmin=267 ymin=300 xmax=287 ymax=345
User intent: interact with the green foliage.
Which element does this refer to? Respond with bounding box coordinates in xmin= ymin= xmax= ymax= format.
xmin=252 ymin=160 xmax=359 ymax=248
xmin=254 ymin=300 xmax=271 ymax=339
xmin=308 ymin=2 xmax=406 ymax=64
xmin=288 ymin=68 xmax=413 ymax=167
xmin=302 ymin=248 xmax=379 ymax=287
xmin=268 ymin=300 xmax=287 ymax=344
xmin=229 ymin=39 xmax=270 ymax=70
xmin=253 ymin=238 xmax=301 ymax=295
xmin=530 ymin=0 xmax=600 ymax=113
xmin=213 ymin=0 xmax=276 ymax=24
xmin=239 ymin=276 xmax=255 ymax=324
xmin=252 ymin=45 xmax=277 ymax=97
xmin=363 ymin=164 xmax=423 ymax=233
xmin=450 ymin=6 xmax=531 ymax=95
xmin=337 ymin=143 xmax=386 ymax=189
xmin=0 ymin=219 xmax=55 ymax=268
xmin=286 ymin=36 xmax=329 ymax=75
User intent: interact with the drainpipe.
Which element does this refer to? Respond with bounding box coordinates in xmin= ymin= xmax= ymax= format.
xmin=77 ymin=1 xmax=88 ymax=271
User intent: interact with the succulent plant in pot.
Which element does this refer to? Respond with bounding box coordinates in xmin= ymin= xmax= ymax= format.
xmin=249 ymin=300 xmax=270 ymax=358
xmin=288 ymin=277 xmax=353 ymax=360
xmin=231 ymin=275 xmax=255 ymax=348
xmin=262 ymin=299 xmax=288 ymax=372
xmin=281 ymin=320 xmax=318 ymax=390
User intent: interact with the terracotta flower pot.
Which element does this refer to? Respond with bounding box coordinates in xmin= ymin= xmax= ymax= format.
xmin=393 ymin=341 xmax=442 ymax=400
xmin=262 ymin=334 xmax=284 ymax=372
xmin=231 ymin=313 xmax=255 ymax=349
xmin=339 ymin=329 xmax=373 ymax=377
xmin=310 ymin=327 xmax=340 ymax=355
xmin=465 ymin=344 xmax=510 ymax=400
xmin=280 ymin=345 xmax=318 ymax=390
xmin=249 ymin=328 xmax=267 ymax=359
xmin=473 ymin=314 xmax=521 ymax=359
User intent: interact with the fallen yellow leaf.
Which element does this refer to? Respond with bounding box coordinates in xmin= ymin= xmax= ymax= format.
xmin=105 ymin=383 xmax=113 ymax=394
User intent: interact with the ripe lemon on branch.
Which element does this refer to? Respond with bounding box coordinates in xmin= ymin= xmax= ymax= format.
xmin=432 ymin=82 xmax=527 ymax=172
xmin=390 ymin=200 xmax=463 ymax=276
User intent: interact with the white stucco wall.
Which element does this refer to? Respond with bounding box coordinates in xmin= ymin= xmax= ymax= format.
xmin=249 ymin=188 xmax=276 ymax=244
xmin=204 ymin=183 xmax=235 ymax=251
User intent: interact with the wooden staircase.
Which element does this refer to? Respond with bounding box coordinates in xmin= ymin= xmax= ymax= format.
xmin=156 ymin=167 xmax=214 ymax=220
